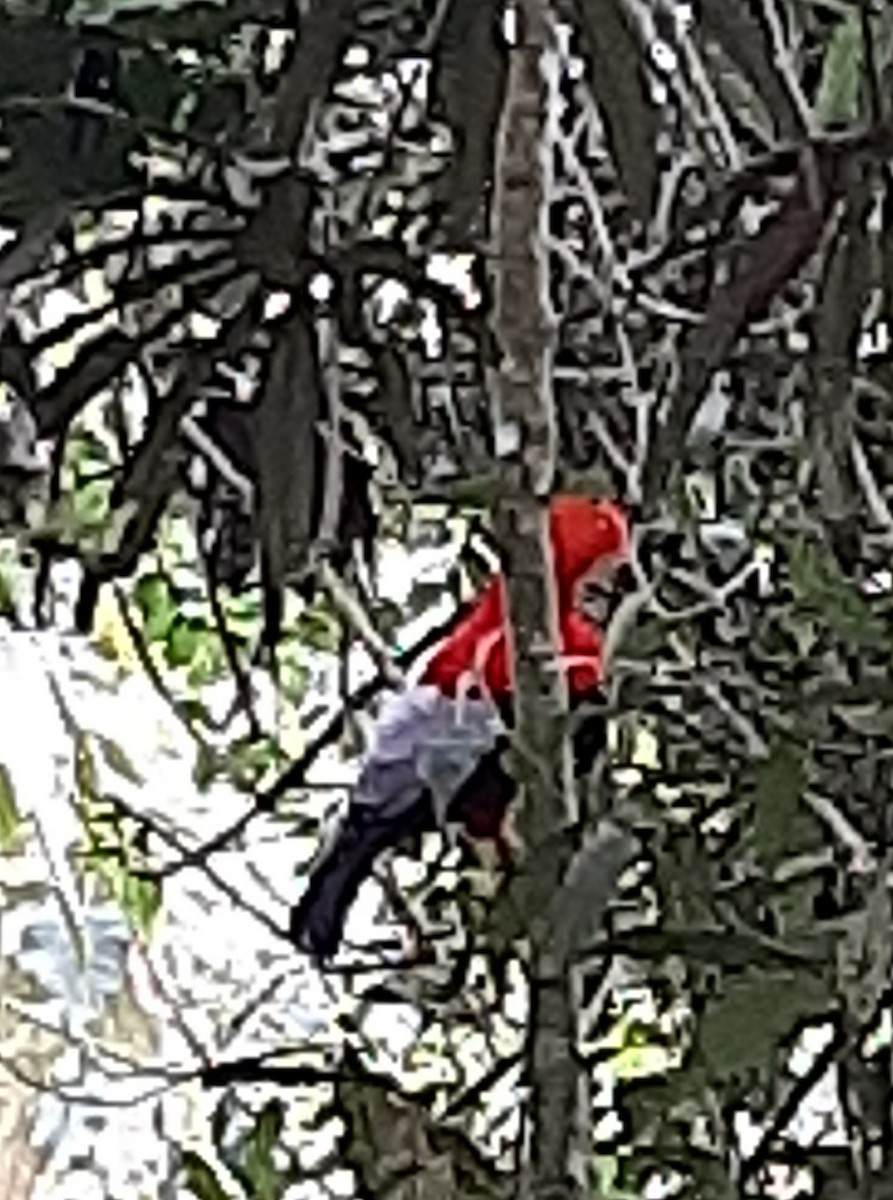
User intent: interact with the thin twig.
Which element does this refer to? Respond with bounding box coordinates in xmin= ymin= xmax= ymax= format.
xmin=850 ymin=435 xmax=893 ymax=545
xmin=759 ymin=0 xmax=817 ymax=136
xmin=180 ymin=415 xmax=254 ymax=503
xmin=315 ymin=303 xmax=346 ymax=552
xmin=668 ymin=631 xmax=769 ymax=757
xmin=318 ymin=560 xmax=404 ymax=688
xmin=802 ymin=790 xmax=875 ymax=872
xmin=130 ymin=940 xmax=212 ymax=1066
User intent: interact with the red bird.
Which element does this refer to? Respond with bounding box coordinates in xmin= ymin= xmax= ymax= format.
xmin=290 ymin=496 xmax=628 ymax=959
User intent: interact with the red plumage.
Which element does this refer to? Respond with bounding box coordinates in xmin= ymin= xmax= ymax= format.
xmin=420 ymin=497 xmax=628 ymax=698
xmin=290 ymin=496 xmax=629 ymax=960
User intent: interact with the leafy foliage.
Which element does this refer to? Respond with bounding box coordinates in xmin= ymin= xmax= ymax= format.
xmin=2 ymin=0 xmax=893 ymax=1196
xmin=75 ymin=731 xmax=162 ymax=936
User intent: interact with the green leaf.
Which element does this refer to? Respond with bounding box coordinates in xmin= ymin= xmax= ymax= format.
xmin=295 ymin=605 xmax=339 ymax=653
xmin=788 ymin=537 xmax=887 ymax=650
xmin=185 ymin=629 xmax=225 ymax=687
xmin=592 ymin=1156 xmax=639 ymax=1200
xmin=613 ymin=925 xmax=824 ymax=972
xmin=276 ymin=653 xmax=308 ymax=706
xmin=226 ymin=736 xmax=281 ymax=791
xmin=192 ymin=742 xmax=219 ymax=791
xmin=699 ymin=969 xmax=828 ymax=1081
xmin=95 ymin=735 xmax=144 ymax=785
xmin=222 ymin=1100 xmax=291 ymax=1200
xmin=0 ymin=22 xmax=82 ymax=102
xmin=117 ymin=871 xmax=162 ymax=937
xmin=752 ymin=739 xmax=807 ymax=869
xmin=0 ymin=763 xmax=23 ymax=852
xmin=224 ymin=591 xmax=263 ymax=626
xmin=165 ymin=613 xmax=205 ymax=668
xmin=180 ymin=1149 xmax=236 ymax=1200
xmin=80 ymin=789 xmax=162 ymax=936
xmin=66 ymin=430 xmax=111 ymax=479
xmin=816 ymin=13 xmax=863 ymax=125
xmin=77 ymin=479 xmax=114 ymax=530
xmin=134 ymin=573 xmax=177 ymax=642
xmin=242 ymin=1101 xmax=285 ymax=1200
xmin=0 ymin=561 xmax=16 ymax=619
xmin=118 ymin=45 xmax=189 ymax=127
xmin=190 ymin=79 xmax=246 ymax=138
xmin=0 ymin=106 xmax=138 ymax=220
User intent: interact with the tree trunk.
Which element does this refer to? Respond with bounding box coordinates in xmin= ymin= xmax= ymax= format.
xmin=488 ymin=4 xmax=590 ymax=1198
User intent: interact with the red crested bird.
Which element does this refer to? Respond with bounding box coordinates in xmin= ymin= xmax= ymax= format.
xmin=289 ymin=496 xmax=629 ymax=960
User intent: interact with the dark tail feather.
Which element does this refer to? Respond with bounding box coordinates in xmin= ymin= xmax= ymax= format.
xmin=289 ymin=819 xmax=392 ymax=960
xmin=292 ymin=698 xmax=608 ymax=960
xmin=290 ymin=804 xmax=432 ymax=960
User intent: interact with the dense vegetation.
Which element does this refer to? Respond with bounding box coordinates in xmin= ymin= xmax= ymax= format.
xmin=2 ymin=1 xmax=893 ymax=1197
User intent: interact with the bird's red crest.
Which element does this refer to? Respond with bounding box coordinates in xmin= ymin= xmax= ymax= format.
xmin=550 ymin=496 xmax=629 ymax=591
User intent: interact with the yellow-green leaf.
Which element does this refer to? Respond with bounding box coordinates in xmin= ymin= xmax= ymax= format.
xmin=95 ymin=735 xmax=144 ymax=785
xmin=816 ymin=14 xmax=863 ymax=125
xmin=180 ymin=1150 xmax=234 ymax=1200
xmin=0 ymin=763 xmax=22 ymax=852
xmin=118 ymin=872 xmax=162 ymax=938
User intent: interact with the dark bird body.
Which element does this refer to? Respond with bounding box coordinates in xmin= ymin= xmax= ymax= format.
xmin=290 ymin=497 xmax=627 ymax=960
